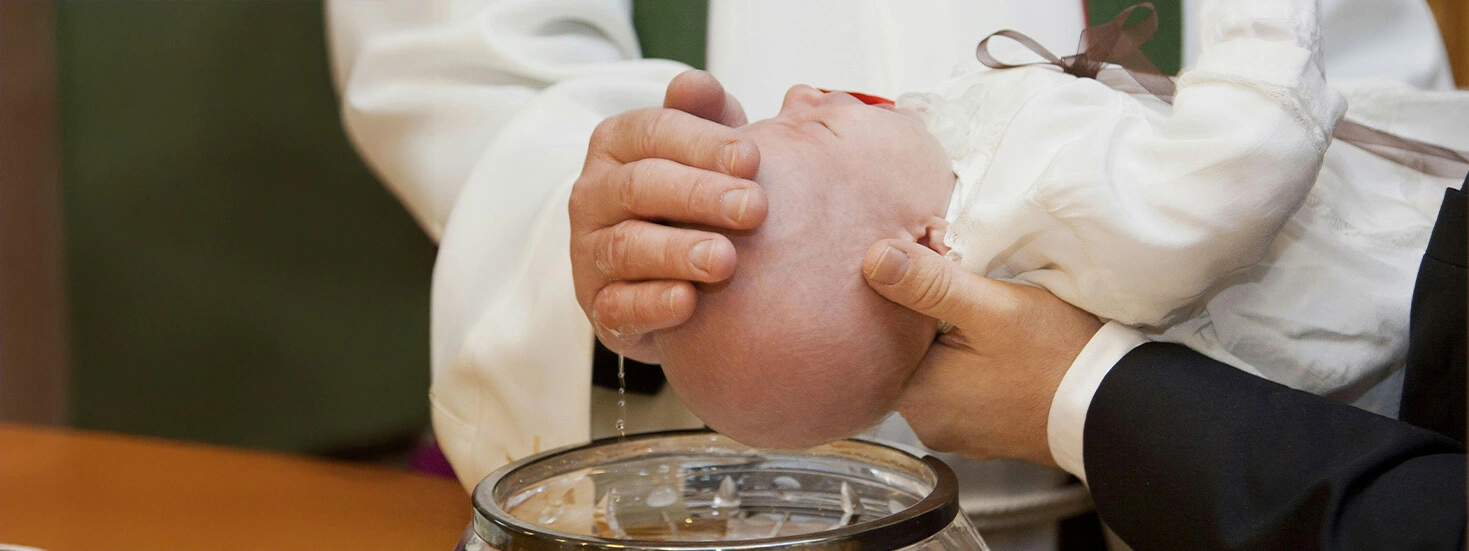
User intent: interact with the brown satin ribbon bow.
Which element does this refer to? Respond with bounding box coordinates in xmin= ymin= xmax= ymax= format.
xmin=975 ymin=3 xmax=1469 ymax=180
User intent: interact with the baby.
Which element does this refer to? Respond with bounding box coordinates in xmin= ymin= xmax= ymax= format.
xmin=655 ymin=0 xmax=1467 ymax=448
xmin=655 ymin=85 xmax=958 ymax=448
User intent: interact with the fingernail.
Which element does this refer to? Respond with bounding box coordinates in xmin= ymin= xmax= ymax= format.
xmin=721 ymin=189 xmax=750 ymax=223
xmin=690 ymin=240 xmax=715 ymax=273
xmin=868 ymin=245 xmax=909 ymax=285
xmin=661 ymin=286 xmax=679 ymax=313
xmin=720 ymin=142 xmax=740 ymax=174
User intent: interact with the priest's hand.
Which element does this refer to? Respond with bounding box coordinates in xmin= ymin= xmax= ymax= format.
xmin=570 ymin=70 xmax=767 ymax=363
xmin=862 ymin=240 xmax=1103 ymax=465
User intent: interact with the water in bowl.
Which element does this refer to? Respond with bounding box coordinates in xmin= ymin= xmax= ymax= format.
xmin=502 ymin=451 xmax=924 ymax=542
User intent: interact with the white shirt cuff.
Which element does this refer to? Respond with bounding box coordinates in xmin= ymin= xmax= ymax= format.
xmin=1047 ymin=321 xmax=1148 ymax=484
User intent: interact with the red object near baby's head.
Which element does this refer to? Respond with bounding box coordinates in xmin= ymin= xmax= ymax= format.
xmin=817 ymin=88 xmax=895 ymax=106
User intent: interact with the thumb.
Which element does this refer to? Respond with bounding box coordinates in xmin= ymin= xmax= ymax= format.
xmin=665 ymin=70 xmax=749 ymax=127
xmin=862 ymin=240 xmax=1016 ymax=330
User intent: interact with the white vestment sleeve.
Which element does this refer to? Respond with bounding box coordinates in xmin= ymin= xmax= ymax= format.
xmin=1181 ymin=0 xmax=1455 ymax=90
xmin=1317 ymin=0 xmax=1456 ymax=90
xmin=326 ymin=0 xmax=688 ymax=490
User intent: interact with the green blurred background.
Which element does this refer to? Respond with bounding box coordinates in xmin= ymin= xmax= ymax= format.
xmin=55 ymin=1 xmax=435 ymax=455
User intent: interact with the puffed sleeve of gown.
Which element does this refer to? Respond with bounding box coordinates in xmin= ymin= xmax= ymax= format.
xmin=326 ymin=0 xmax=688 ymax=490
xmin=935 ymin=0 xmax=1347 ymax=327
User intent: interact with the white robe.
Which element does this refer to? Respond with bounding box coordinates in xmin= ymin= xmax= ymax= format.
xmin=325 ymin=2 xmax=1457 ymax=538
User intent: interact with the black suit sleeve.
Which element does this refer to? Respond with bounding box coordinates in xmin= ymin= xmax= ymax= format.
xmin=1084 ymin=343 xmax=1466 ymax=550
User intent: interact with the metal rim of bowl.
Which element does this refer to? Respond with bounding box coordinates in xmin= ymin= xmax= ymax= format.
xmin=471 ymin=429 xmax=962 ymax=551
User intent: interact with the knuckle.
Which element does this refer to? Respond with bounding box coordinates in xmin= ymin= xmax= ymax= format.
xmin=594 ymin=293 xmax=641 ymax=339
xmin=619 ymin=162 xmax=643 ymax=214
xmin=628 ymin=287 xmax=658 ymax=327
xmin=684 ymin=170 xmax=712 ymax=218
xmin=639 ymin=109 xmax=669 ymax=157
xmin=911 ymin=264 xmax=954 ymax=312
xmin=590 ymin=116 xmax=619 ymax=149
xmin=566 ymin=191 xmax=582 ymax=220
xmin=567 ymin=180 xmax=590 ymax=220
xmin=594 ymin=254 xmax=616 ymax=278
xmin=600 ymin=226 xmax=632 ymax=277
xmin=612 ymin=222 xmax=659 ymax=277
xmin=665 ymin=233 xmax=693 ymax=273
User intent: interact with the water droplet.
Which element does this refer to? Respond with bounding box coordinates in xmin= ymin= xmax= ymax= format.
xmin=646 ymin=485 xmax=678 ymax=508
xmin=772 ymin=476 xmax=800 ymax=490
xmin=616 ymin=354 xmax=627 ymax=439
xmin=712 ymin=476 xmax=741 ymax=509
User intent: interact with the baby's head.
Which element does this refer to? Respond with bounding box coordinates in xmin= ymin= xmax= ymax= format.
xmin=654 ymin=85 xmax=956 ymax=448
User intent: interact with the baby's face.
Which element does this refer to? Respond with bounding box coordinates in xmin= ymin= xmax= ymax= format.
xmin=655 ymin=85 xmax=957 ymax=449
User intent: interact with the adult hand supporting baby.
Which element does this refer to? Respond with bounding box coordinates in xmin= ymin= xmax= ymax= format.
xmin=861 ymin=240 xmax=1103 ymax=466
xmin=570 ymin=70 xmax=769 ymax=362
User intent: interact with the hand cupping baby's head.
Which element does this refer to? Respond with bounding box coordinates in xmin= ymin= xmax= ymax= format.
xmin=653 ymin=85 xmax=957 ymax=448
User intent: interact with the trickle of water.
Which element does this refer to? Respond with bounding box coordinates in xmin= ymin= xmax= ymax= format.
xmin=837 ymin=481 xmax=864 ymax=527
xmin=711 ymin=476 xmax=741 ymax=509
xmin=646 ymin=485 xmax=678 ymax=508
xmin=616 ymin=354 xmax=627 ymax=439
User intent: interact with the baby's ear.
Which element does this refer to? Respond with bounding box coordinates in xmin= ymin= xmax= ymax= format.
xmin=917 ymin=216 xmax=950 ymax=255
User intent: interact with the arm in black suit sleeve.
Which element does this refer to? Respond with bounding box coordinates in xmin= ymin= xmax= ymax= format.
xmin=1084 ymin=342 xmax=1466 ymax=550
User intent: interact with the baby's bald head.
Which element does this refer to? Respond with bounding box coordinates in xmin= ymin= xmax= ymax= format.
xmin=654 ymin=86 xmax=956 ymax=448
